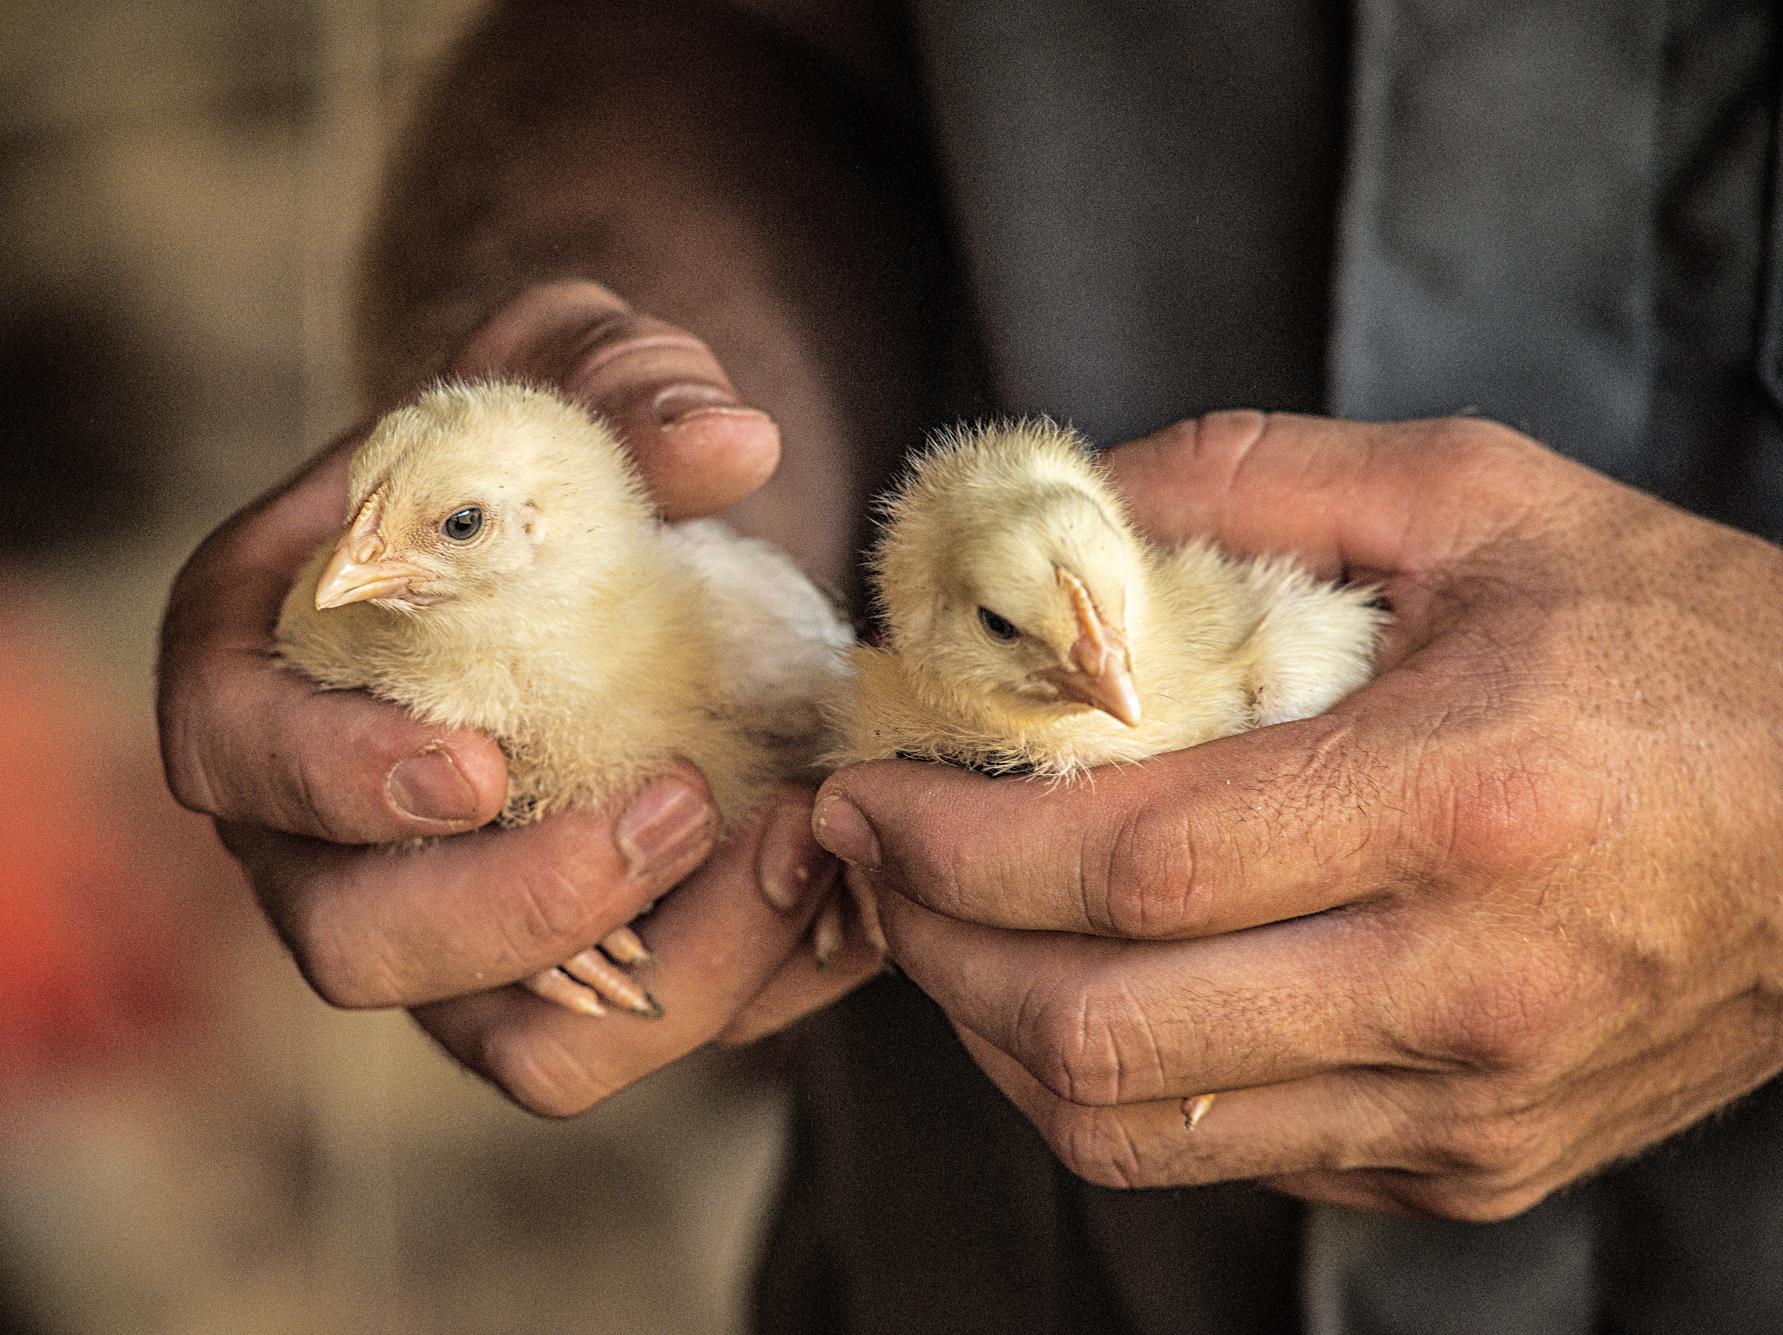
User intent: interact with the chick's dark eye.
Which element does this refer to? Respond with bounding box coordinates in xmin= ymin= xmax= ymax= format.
xmin=441 ymin=506 xmax=484 ymax=541
xmin=977 ymin=607 xmax=1020 ymax=641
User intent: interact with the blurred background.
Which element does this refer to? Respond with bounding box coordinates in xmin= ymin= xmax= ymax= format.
xmin=0 ymin=3 xmax=787 ymax=1330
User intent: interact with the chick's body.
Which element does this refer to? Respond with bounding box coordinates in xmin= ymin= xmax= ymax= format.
xmin=277 ymin=382 xmax=845 ymax=826
xmin=275 ymin=381 xmax=851 ymax=1014
xmin=833 ymin=421 xmax=1384 ymax=776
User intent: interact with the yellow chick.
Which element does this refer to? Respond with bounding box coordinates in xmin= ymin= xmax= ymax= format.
xmin=831 ymin=420 xmax=1386 ymax=776
xmin=275 ymin=381 xmax=852 ymax=1017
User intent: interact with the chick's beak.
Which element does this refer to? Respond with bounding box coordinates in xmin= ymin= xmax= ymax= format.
xmin=313 ymin=489 xmax=426 ymax=610
xmin=1047 ymin=566 xmax=1142 ymax=727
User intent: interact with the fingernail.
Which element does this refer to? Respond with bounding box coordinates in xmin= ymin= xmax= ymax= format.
xmin=812 ymin=796 xmax=880 ymax=870
xmin=388 ymin=747 xmax=480 ymax=824
xmin=757 ymin=801 xmax=837 ymax=913
xmin=617 ymin=777 xmax=715 ymax=882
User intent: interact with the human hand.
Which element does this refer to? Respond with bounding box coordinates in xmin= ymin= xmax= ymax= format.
xmin=159 ymin=280 xmax=878 ymax=1115
xmin=812 ymin=411 xmax=1783 ymax=1218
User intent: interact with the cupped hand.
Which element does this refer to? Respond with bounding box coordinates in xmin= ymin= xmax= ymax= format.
xmin=158 ymin=279 xmax=877 ymax=1115
xmin=813 ymin=411 xmax=1783 ymax=1219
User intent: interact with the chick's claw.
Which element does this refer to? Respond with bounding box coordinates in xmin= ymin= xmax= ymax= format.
xmin=522 ymin=967 xmax=609 ymax=1018
xmin=522 ymin=933 xmax=663 ymax=1020
xmin=558 ymin=944 xmax=663 ymax=1019
xmin=804 ymin=872 xmax=885 ymax=970
xmin=599 ymin=924 xmax=653 ymax=966
xmin=810 ymin=896 xmax=846 ymax=969
xmin=843 ymin=867 xmax=888 ymax=960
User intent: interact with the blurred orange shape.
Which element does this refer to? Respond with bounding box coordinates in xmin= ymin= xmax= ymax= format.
xmin=0 ymin=593 xmax=213 ymax=1091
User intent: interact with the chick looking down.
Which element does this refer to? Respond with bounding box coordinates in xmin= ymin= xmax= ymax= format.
xmin=275 ymin=381 xmax=852 ymax=1017
xmin=832 ymin=420 xmax=1385 ymax=776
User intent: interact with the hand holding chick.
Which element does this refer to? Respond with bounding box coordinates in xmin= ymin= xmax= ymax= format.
xmin=276 ymin=380 xmax=852 ymax=1018
xmin=815 ymin=410 xmax=1783 ymax=1220
xmin=159 ymin=279 xmax=884 ymax=1120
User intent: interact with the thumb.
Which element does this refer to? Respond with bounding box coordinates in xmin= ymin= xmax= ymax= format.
xmin=452 ymin=279 xmax=781 ymax=520
xmin=1101 ymin=410 xmax=1557 ymax=578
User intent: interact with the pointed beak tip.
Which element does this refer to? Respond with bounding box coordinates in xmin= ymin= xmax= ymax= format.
xmin=313 ymin=544 xmax=362 ymax=611
xmin=1045 ymin=657 xmax=1143 ymax=728
xmin=1108 ymin=694 xmax=1143 ymax=729
xmin=312 ymin=546 xmax=422 ymax=611
xmin=313 ymin=577 xmax=361 ymax=612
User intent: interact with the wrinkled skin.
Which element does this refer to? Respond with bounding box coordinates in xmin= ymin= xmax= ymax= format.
xmin=157 ymin=282 xmax=884 ymax=1117
xmin=812 ymin=410 xmax=1783 ymax=1222
xmin=158 ymin=277 xmax=1783 ymax=1211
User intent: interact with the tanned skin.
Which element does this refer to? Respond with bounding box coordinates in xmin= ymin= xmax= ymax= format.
xmin=160 ymin=2 xmax=1783 ymax=1225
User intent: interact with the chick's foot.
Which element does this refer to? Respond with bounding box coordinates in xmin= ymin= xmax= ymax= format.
xmin=806 ymin=869 xmax=888 ymax=971
xmin=521 ymin=929 xmax=662 ymax=1019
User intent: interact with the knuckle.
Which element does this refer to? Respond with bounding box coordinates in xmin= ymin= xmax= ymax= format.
xmin=283 ymin=895 xmax=405 ymax=1010
xmin=1431 ymin=1106 xmax=1548 ymax=1179
xmin=1148 ymin=416 xmax=1204 ymax=463
xmin=1422 ymin=742 xmax=1597 ymax=879
xmin=564 ymin=312 xmax=704 ymax=391
xmin=1432 ymin=417 xmax=1537 ymax=477
xmin=1092 ymin=803 xmax=1201 ymax=939
xmin=1418 ymin=419 xmax=1557 ymax=534
xmin=1046 ymin=1104 xmax=1149 ymax=1190
xmin=910 ymin=806 xmax=1030 ymax=923
xmin=1015 ymin=981 xmax=1155 ymax=1108
xmin=1015 ymin=985 xmax=1103 ymax=1105
xmin=160 ymin=730 xmax=218 ymax=817
xmin=294 ymin=955 xmax=385 ymax=1011
xmin=926 ymin=829 xmax=993 ymax=914
xmin=505 ymin=860 xmax=606 ymax=961
xmin=1156 ymin=416 xmax=1202 ymax=446
xmin=156 ymin=676 xmax=225 ymax=817
xmin=1421 ymin=964 xmax=1567 ymax=1074
xmin=578 ymin=309 xmax=657 ymax=356
xmin=1185 ymin=409 xmax=1269 ymax=464
xmin=290 ymin=741 xmax=354 ymax=843
xmin=476 ymin=1028 xmax=606 ymax=1119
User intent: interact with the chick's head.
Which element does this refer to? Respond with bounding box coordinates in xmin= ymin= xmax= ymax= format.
xmin=313 ymin=381 xmax=649 ymax=614
xmin=875 ymin=421 xmax=1145 ymax=727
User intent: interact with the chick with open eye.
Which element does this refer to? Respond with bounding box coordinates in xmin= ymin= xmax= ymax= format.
xmin=831 ymin=420 xmax=1386 ymax=776
xmin=275 ymin=380 xmax=853 ymax=1018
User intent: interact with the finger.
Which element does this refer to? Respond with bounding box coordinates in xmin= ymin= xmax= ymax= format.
xmin=718 ymin=864 xmax=888 ymax=1045
xmin=1250 ymin=991 xmax=1783 ymax=1221
xmin=452 ymin=279 xmax=780 ymax=519
xmin=1380 ymin=985 xmax=1783 ymax=1221
xmin=159 ymin=442 xmax=510 ymax=843
xmin=225 ymin=768 xmax=719 ymax=1007
xmin=813 ymin=693 xmax=1423 ymax=939
xmin=413 ymin=794 xmax=832 ymax=1117
xmin=1101 ymin=411 xmax=1564 ymax=578
xmin=954 ymin=1026 xmax=1417 ymax=1191
xmin=714 ymin=926 xmax=885 ymax=1047
xmin=883 ymin=891 xmax=1406 ymax=1102
xmin=957 ymin=952 xmax=1783 ymax=1213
